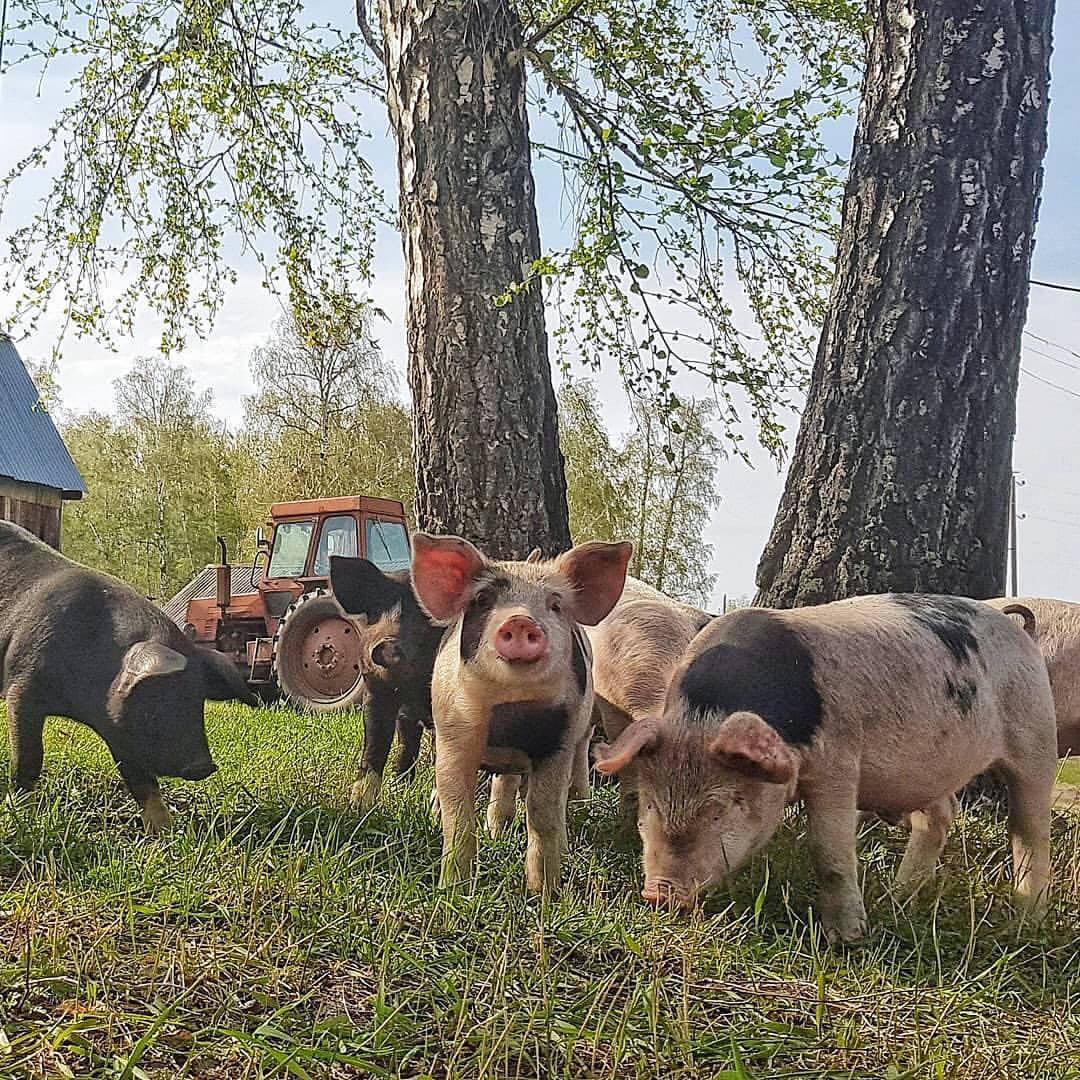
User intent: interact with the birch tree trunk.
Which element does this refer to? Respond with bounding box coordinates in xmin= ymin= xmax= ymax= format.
xmin=378 ymin=0 xmax=571 ymax=559
xmin=755 ymin=0 xmax=1054 ymax=606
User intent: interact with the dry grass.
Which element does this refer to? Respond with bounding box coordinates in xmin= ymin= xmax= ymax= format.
xmin=1 ymin=702 xmax=1079 ymax=1079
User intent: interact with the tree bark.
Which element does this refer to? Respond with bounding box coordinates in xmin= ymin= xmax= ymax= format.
xmin=378 ymin=0 xmax=571 ymax=559
xmin=755 ymin=0 xmax=1054 ymax=606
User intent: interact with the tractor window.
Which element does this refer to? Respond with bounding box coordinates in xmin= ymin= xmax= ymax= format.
xmin=268 ymin=521 xmax=314 ymax=578
xmin=313 ymin=515 xmax=359 ymax=577
xmin=366 ymin=518 xmax=410 ymax=572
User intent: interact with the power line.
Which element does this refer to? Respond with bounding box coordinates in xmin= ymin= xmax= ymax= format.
xmin=1030 ymin=278 xmax=1080 ymax=294
xmin=1021 ymin=367 xmax=1080 ymax=400
xmin=1024 ymin=329 xmax=1080 ymax=364
xmin=1023 ymin=343 xmax=1080 ymax=374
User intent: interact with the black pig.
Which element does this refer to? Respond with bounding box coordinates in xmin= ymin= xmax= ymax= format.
xmin=329 ymin=555 xmax=444 ymax=810
xmin=1 ymin=522 xmax=258 ymax=831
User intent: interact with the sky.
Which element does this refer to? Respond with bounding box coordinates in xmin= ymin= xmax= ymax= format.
xmin=1 ymin=8 xmax=1078 ymax=609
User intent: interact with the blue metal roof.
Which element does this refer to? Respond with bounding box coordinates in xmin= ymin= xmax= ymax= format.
xmin=0 ymin=336 xmax=87 ymax=498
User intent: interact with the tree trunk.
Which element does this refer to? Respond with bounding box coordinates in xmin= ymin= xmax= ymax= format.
xmin=755 ymin=0 xmax=1054 ymax=607
xmin=378 ymin=0 xmax=571 ymax=559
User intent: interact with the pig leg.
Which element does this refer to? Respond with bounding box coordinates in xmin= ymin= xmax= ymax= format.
xmin=893 ymin=793 xmax=958 ymax=894
xmin=351 ymin=690 xmax=398 ymax=812
xmin=487 ymin=773 xmax=521 ymax=836
xmin=598 ymin=700 xmax=637 ymax=834
xmin=524 ymin=750 xmax=573 ymax=894
xmin=803 ymin=784 xmax=867 ymax=945
xmin=118 ymin=761 xmax=171 ymax=834
xmin=6 ymin=688 xmax=46 ymax=793
xmin=394 ymin=710 xmax=425 ymax=779
xmin=568 ymin=732 xmax=590 ymax=804
xmin=1000 ymin=760 xmax=1054 ymax=915
xmin=435 ymin=737 xmax=484 ymax=887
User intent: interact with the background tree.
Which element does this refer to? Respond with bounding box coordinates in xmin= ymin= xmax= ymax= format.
xmin=756 ymin=0 xmax=1055 ymax=606
xmin=558 ymin=379 xmax=719 ymax=605
xmin=235 ymin=304 xmax=413 ymax=537
xmin=2 ymin=0 xmax=862 ymax=556
xmin=63 ymin=359 xmax=243 ymax=598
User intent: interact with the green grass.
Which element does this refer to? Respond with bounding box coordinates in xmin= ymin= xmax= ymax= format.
xmin=2 ymin=704 xmax=1079 ymax=1079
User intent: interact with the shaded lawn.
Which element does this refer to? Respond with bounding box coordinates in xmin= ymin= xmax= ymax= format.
xmin=1 ymin=702 xmax=1079 ymax=1079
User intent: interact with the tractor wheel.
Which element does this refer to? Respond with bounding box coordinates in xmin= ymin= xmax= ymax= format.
xmin=273 ymin=590 xmax=367 ymax=713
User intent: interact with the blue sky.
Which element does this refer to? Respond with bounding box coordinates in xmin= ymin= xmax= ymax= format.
xmin=1 ymin=7 xmax=1078 ymax=606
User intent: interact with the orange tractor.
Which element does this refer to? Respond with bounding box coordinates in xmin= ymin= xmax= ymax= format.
xmin=165 ymin=496 xmax=410 ymax=712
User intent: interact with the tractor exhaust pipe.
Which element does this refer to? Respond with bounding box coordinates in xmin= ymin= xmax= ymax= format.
xmin=216 ymin=536 xmax=231 ymax=614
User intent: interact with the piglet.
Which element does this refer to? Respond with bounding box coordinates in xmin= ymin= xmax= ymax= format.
xmin=329 ymin=557 xmax=444 ymax=810
xmin=595 ymin=595 xmax=1057 ymax=943
xmin=586 ymin=579 xmax=712 ymax=830
xmin=411 ymin=533 xmax=632 ymax=892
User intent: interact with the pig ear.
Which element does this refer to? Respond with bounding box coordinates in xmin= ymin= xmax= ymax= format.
xmin=330 ymin=556 xmax=403 ymax=620
xmin=111 ymin=641 xmax=188 ymax=702
xmin=525 ymin=547 xmax=543 ymax=564
xmin=593 ymin=719 xmax=662 ymax=775
xmin=410 ymin=533 xmax=488 ymax=623
xmin=708 ymin=712 xmax=796 ymax=785
xmin=556 ymin=540 xmax=633 ymax=625
xmin=198 ymin=646 xmax=261 ymax=707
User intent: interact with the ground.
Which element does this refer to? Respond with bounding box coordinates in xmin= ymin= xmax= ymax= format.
xmin=1 ymin=703 xmax=1079 ymax=1079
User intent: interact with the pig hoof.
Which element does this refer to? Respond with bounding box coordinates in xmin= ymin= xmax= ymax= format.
xmin=823 ymin=914 xmax=869 ymax=947
xmin=350 ymin=772 xmax=382 ymax=813
xmin=486 ymin=808 xmax=514 ymax=838
xmin=140 ymin=800 xmax=172 ymax=835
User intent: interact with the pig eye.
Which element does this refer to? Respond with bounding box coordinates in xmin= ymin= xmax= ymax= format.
xmin=472 ymin=588 xmax=495 ymax=612
xmin=548 ymin=594 xmax=562 ymax=613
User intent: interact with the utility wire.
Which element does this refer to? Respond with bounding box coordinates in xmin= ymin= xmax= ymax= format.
xmin=1024 ymin=329 xmax=1080 ymax=364
xmin=1021 ymin=367 xmax=1080 ymax=400
xmin=1024 ymin=343 xmax=1080 ymax=374
xmin=1030 ymin=279 xmax=1080 ymax=294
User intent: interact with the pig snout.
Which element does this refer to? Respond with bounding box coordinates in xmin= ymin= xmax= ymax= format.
xmin=494 ymin=616 xmax=549 ymax=663
xmin=179 ymin=758 xmax=217 ymax=781
xmin=641 ymin=878 xmax=695 ymax=911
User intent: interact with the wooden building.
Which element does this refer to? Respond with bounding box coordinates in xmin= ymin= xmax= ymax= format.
xmin=0 ymin=335 xmax=86 ymax=548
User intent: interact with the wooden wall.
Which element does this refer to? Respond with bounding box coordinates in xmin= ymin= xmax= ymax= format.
xmin=0 ymin=477 xmax=64 ymax=549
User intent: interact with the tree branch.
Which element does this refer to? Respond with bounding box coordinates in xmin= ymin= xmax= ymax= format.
xmin=523 ymin=0 xmax=587 ymax=51
xmin=355 ymin=0 xmax=382 ymax=63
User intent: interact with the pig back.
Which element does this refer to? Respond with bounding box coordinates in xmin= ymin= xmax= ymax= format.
xmin=587 ymin=596 xmax=711 ymax=722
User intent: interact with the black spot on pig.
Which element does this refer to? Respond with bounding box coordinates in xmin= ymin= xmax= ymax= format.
xmin=488 ymin=702 xmax=570 ymax=762
xmin=946 ymin=675 xmax=978 ymax=716
xmin=571 ymin=628 xmax=588 ymax=695
xmin=891 ymin=594 xmax=980 ymax=665
xmin=459 ymin=576 xmax=511 ymax=662
xmin=678 ymin=608 xmax=822 ymax=747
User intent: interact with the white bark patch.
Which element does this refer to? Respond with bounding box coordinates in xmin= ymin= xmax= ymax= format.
xmin=508 ymin=229 xmax=525 ymax=245
xmin=456 ymin=56 xmax=475 ymax=105
xmin=959 ymin=165 xmax=980 ymax=208
xmin=480 ymin=208 xmax=506 ymax=252
xmin=482 ymin=54 xmax=496 ymax=113
xmin=982 ymin=27 xmax=1007 ymax=76
xmin=879 ymin=3 xmax=916 ymax=142
xmin=1021 ymin=77 xmax=1043 ymax=113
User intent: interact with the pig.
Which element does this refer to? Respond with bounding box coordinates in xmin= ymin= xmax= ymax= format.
xmin=328 ymin=556 xmax=445 ymax=810
xmin=985 ymin=597 xmax=1080 ymax=757
xmin=585 ymin=580 xmax=712 ymax=829
xmin=0 ymin=521 xmax=258 ymax=831
xmin=411 ymin=533 xmax=632 ymax=892
xmin=594 ymin=594 xmax=1057 ymax=943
